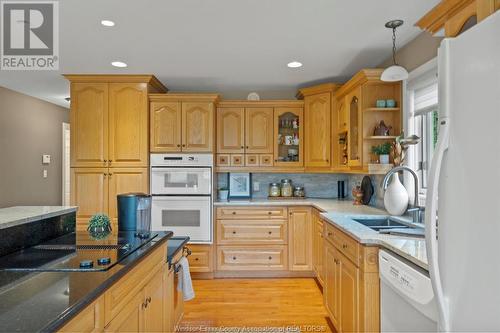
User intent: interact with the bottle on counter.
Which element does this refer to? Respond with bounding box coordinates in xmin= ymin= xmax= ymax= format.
xmin=293 ymin=186 xmax=305 ymax=198
xmin=269 ymin=183 xmax=281 ymax=197
xmin=281 ymin=179 xmax=293 ymax=197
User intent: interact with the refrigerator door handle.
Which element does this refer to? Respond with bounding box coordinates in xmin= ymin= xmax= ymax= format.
xmin=425 ymin=118 xmax=450 ymax=332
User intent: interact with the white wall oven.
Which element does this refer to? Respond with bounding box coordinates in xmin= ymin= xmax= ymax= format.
xmin=151 ymin=154 xmax=213 ymax=243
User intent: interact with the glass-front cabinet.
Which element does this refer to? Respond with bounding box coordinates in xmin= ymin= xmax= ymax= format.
xmin=347 ymin=88 xmax=362 ymax=167
xmin=274 ymin=107 xmax=304 ymax=167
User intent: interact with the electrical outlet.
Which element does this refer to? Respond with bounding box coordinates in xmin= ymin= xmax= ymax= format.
xmin=42 ymin=154 xmax=51 ymax=164
xmin=253 ymin=182 xmax=260 ymax=192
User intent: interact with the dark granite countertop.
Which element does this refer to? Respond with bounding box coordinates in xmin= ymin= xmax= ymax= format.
xmin=0 ymin=231 xmax=173 ymax=332
xmin=166 ymin=236 xmax=190 ymax=265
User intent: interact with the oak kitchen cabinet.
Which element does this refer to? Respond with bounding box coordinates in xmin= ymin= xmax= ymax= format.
xmin=288 ymin=207 xmax=313 ymax=271
xmin=71 ymin=167 xmax=148 ymax=230
xmin=333 ymin=69 xmax=402 ymax=172
xmin=66 ymin=75 xmax=167 ymax=168
xmin=66 ymin=75 xmax=166 ymax=229
xmin=312 ymin=209 xmax=325 ymax=286
xmin=149 ymin=94 xmax=219 ymax=153
xmin=297 ymin=83 xmax=340 ymax=170
xmin=216 ymin=101 xmax=304 ymax=170
xmin=322 ymin=216 xmax=380 ymax=333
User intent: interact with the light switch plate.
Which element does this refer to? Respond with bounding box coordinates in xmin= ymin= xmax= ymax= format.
xmin=43 ymin=170 xmax=48 ymax=178
xmin=42 ymin=154 xmax=51 ymax=164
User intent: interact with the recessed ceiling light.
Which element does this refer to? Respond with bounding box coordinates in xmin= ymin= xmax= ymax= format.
xmin=101 ymin=20 xmax=115 ymax=27
xmin=111 ymin=61 xmax=127 ymax=68
xmin=287 ymin=61 xmax=303 ymax=68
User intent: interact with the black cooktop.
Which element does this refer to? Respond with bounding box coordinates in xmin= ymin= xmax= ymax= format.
xmin=0 ymin=231 xmax=158 ymax=272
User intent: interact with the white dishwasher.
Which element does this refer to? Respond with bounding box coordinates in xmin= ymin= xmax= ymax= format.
xmin=379 ymin=250 xmax=438 ymax=332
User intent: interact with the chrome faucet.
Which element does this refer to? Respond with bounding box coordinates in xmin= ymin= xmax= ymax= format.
xmin=382 ymin=166 xmax=425 ymax=224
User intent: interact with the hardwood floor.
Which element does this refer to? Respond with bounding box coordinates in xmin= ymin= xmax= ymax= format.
xmin=178 ymin=278 xmax=333 ymax=332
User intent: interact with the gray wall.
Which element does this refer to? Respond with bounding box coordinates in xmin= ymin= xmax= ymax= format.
xmin=0 ymin=86 xmax=69 ymax=208
xmin=379 ymin=32 xmax=443 ymax=72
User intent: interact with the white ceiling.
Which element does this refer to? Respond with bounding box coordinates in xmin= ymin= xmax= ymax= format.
xmin=0 ymin=0 xmax=440 ymax=107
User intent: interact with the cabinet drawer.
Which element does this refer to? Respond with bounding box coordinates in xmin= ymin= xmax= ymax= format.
xmin=187 ymin=244 xmax=213 ymax=273
xmin=217 ymin=220 xmax=287 ymax=244
xmin=324 ymin=222 xmax=359 ymax=266
xmin=216 ymin=206 xmax=288 ymax=219
xmin=217 ymin=246 xmax=288 ymax=271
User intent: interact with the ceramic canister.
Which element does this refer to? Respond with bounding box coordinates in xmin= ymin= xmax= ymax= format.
xmin=383 ymin=173 xmax=409 ymax=215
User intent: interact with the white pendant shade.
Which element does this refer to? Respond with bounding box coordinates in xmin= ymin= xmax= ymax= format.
xmin=381 ymin=65 xmax=409 ymax=82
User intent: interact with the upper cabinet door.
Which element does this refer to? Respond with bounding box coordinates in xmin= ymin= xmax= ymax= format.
xmin=305 ymin=93 xmax=331 ymax=168
xmin=337 ymin=97 xmax=348 ymax=133
xmin=217 ymin=108 xmax=245 ymax=153
xmin=245 ymin=108 xmax=274 ymax=154
xmin=182 ymin=102 xmax=214 ymax=152
xmin=70 ymin=83 xmax=109 ymax=168
xmin=274 ymin=107 xmax=304 ymax=167
xmin=347 ymin=88 xmax=362 ymax=167
xmin=108 ymin=83 xmax=149 ymax=167
xmin=150 ymin=101 xmax=182 ymax=152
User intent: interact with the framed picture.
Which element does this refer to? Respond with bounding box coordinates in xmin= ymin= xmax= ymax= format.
xmin=228 ymin=173 xmax=251 ymax=198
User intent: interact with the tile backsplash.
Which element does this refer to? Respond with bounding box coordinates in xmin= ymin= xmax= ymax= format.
xmin=216 ymin=172 xmax=385 ymax=208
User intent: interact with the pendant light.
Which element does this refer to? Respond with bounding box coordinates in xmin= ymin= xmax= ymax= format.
xmin=381 ymin=20 xmax=408 ymax=82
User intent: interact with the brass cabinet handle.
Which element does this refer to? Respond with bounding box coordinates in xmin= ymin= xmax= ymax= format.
xmin=147 ymin=296 xmax=151 ymax=303
xmin=108 ymin=173 xmax=112 ymax=177
xmin=342 ymin=244 xmax=348 ymax=249
xmin=328 ymin=232 xmax=333 ymax=236
xmin=103 ymin=173 xmax=107 ymax=177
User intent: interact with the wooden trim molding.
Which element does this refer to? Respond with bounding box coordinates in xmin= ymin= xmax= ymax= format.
xmin=334 ymin=69 xmax=385 ymax=99
xmin=416 ymin=0 xmax=498 ymax=36
xmin=217 ymin=100 xmax=304 ymax=108
xmin=296 ymin=83 xmax=341 ymax=99
xmin=63 ymin=74 xmax=168 ymax=92
xmin=149 ymin=93 xmax=220 ymax=102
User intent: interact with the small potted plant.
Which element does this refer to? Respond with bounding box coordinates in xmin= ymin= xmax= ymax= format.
xmin=87 ymin=213 xmax=112 ymax=239
xmin=371 ymin=142 xmax=392 ymax=164
xmin=218 ymin=187 xmax=229 ymax=201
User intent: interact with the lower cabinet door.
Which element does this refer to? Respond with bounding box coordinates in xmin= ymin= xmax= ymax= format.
xmin=71 ymin=168 xmax=108 ymax=229
xmin=339 ymin=252 xmax=360 ymax=333
xmin=143 ymin=269 xmax=164 ymax=332
xmin=324 ymin=242 xmax=340 ymax=327
xmin=105 ymin=291 xmax=144 ymax=332
xmin=316 ymin=218 xmax=325 ymax=284
xmin=59 ymin=297 xmax=104 ymax=332
xmin=163 ymin=267 xmax=175 ymax=332
xmin=217 ymin=246 xmax=288 ymax=271
xmin=288 ymin=207 xmax=313 ymax=271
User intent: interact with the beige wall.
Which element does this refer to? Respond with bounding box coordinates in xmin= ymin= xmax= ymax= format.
xmin=0 ymin=86 xmax=69 ymax=208
xmin=379 ymin=32 xmax=443 ymax=71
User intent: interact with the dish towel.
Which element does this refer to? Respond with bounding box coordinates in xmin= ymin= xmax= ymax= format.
xmin=176 ymin=256 xmax=195 ymax=301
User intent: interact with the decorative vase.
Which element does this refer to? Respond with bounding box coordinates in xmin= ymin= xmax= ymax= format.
xmin=384 ymin=174 xmax=409 ymax=215
xmin=379 ymin=154 xmax=390 ymax=164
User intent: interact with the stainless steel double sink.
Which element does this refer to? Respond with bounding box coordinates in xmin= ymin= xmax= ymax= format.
xmin=352 ymin=217 xmax=425 ymax=237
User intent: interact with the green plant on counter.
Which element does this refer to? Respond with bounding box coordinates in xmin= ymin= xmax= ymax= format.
xmin=87 ymin=213 xmax=112 ymax=239
xmin=371 ymin=142 xmax=392 ymax=155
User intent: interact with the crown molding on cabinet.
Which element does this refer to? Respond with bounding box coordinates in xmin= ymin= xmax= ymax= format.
xmin=63 ymin=74 xmax=168 ymax=93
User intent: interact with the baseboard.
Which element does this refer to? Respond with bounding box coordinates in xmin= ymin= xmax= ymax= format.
xmin=191 ymin=272 xmax=215 ymax=280
xmin=214 ymin=270 xmax=315 ymax=279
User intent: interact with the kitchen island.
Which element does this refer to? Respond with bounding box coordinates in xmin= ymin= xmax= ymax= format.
xmin=0 ymin=207 xmax=174 ymax=332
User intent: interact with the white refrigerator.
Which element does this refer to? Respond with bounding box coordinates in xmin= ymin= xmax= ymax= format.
xmin=425 ymin=11 xmax=500 ymax=332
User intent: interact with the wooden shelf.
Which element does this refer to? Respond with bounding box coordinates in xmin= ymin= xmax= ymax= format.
xmin=364 ymin=136 xmax=398 ymax=140
xmin=364 ymin=107 xmax=400 ymax=112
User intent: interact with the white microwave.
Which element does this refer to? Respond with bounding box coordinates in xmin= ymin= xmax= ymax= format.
xmin=151 ymin=167 xmax=212 ymax=195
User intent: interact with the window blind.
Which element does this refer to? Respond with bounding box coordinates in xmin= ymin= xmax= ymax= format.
xmin=414 ymin=82 xmax=438 ymax=116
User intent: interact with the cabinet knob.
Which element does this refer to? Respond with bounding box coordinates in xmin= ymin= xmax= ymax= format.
xmin=232 ymin=231 xmax=236 ymax=234
xmin=268 ymin=231 xmax=272 ymax=235
xmin=182 ymin=144 xmax=186 ymax=147
xmin=195 ymin=258 xmax=199 ymax=261
xmin=274 ymin=159 xmax=278 ymax=162
xmin=177 ymin=144 xmax=181 ymax=147
xmin=328 ymin=232 xmax=332 ymax=236
xmin=241 ymin=146 xmax=244 ymax=149
xmin=232 ymin=211 xmax=236 ymax=215
xmin=268 ymin=211 xmax=272 ymax=215
xmin=232 ymin=256 xmax=237 ymax=260
xmin=103 ymin=173 xmax=107 ymax=177
xmin=326 ymin=159 xmax=329 ymax=163
xmin=268 ymin=256 xmax=272 ymax=260
xmin=108 ymin=173 xmax=112 ymax=177
xmin=246 ymin=146 xmax=249 ymax=149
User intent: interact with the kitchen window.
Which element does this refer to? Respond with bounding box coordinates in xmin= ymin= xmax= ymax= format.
xmin=406 ymin=59 xmax=438 ymax=203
